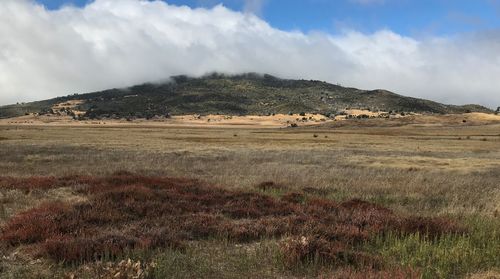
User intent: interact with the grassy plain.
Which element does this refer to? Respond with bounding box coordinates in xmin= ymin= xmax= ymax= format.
xmin=0 ymin=119 xmax=499 ymax=278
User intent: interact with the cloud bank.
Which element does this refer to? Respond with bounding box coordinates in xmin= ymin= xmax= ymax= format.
xmin=0 ymin=0 xmax=499 ymax=108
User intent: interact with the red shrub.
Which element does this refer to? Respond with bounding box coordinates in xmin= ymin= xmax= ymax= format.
xmin=44 ymin=234 xmax=138 ymax=263
xmin=340 ymin=199 xmax=393 ymax=214
xmin=282 ymin=192 xmax=305 ymax=204
xmin=306 ymin=198 xmax=340 ymax=214
xmin=0 ymin=174 xmax=466 ymax=268
xmin=0 ymin=176 xmax=57 ymax=191
xmin=280 ymin=236 xmax=347 ymax=267
xmin=1 ymin=202 xmax=70 ymax=244
xmin=399 ymin=216 xmax=466 ymax=237
xmin=221 ymin=192 xmax=296 ymax=218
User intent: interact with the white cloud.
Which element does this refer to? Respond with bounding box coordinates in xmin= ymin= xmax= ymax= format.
xmin=0 ymin=0 xmax=499 ymax=108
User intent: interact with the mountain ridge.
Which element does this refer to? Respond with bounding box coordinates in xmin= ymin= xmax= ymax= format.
xmin=0 ymin=73 xmax=492 ymax=119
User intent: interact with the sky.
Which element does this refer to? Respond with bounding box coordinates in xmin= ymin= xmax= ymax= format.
xmin=38 ymin=0 xmax=500 ymax=36
xmin=1 ymin=0 xmax=499 ymax=107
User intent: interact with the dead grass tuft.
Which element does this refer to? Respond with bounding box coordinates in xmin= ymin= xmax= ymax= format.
xmin=67 ymin=258 xmax=156 ymax=279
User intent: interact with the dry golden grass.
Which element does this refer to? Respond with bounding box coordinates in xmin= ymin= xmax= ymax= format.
xmin=0 ymin=122 xmax=498 ymax=216
xmin=0 ymin=119 xmax=499 ymax=278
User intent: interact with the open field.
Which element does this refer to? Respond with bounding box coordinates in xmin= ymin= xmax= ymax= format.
xmin=0 ymin=113 xmax=332 ymax=128
xmin=0 ymin=118 xmax=499 ymax=278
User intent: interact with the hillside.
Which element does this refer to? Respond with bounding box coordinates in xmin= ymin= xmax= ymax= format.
xmin=0 ymin=73 xmax=492 ymax=119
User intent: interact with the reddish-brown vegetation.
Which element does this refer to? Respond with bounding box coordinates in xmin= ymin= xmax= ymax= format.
xmin=0 ymin=175 xmax=95 ymax=191
xmin=281 ymin=192 xmax=305 ymax=204
xmin=280 ymin=236 xmax=381 ymax=269
xmin=0 ymin=173 xmax=465 ymax=269
xmin=0 ymin=176 xmax=59 ymax=191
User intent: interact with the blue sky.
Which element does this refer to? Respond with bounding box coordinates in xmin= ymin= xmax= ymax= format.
xmin=36 ymin=0 xmax=500 ymax=36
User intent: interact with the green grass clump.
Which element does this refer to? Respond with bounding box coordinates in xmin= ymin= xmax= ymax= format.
xmin=369 ymin=217 xmax=500 ymax=278
xmin=151 ymin=240 xmax=283 ymax=279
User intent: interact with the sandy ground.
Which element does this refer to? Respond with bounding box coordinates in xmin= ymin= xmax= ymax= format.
xmin=1 ymin=110 xmax=499 ymax=128
xmin=51 ymin=99 xmax=84 ymax=110
xmin=343 ymin=109 xmax=392 ymax=117
xmin=0 ymin=113 xmax=332 ymax=128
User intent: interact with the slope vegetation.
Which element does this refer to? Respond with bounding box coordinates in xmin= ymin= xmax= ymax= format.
xmin=0 ymin=73 xmax=491 ymax=119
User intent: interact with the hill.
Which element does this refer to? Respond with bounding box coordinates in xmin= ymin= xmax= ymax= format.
xmin=0 ymin=73 xmax=492 ymax=119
